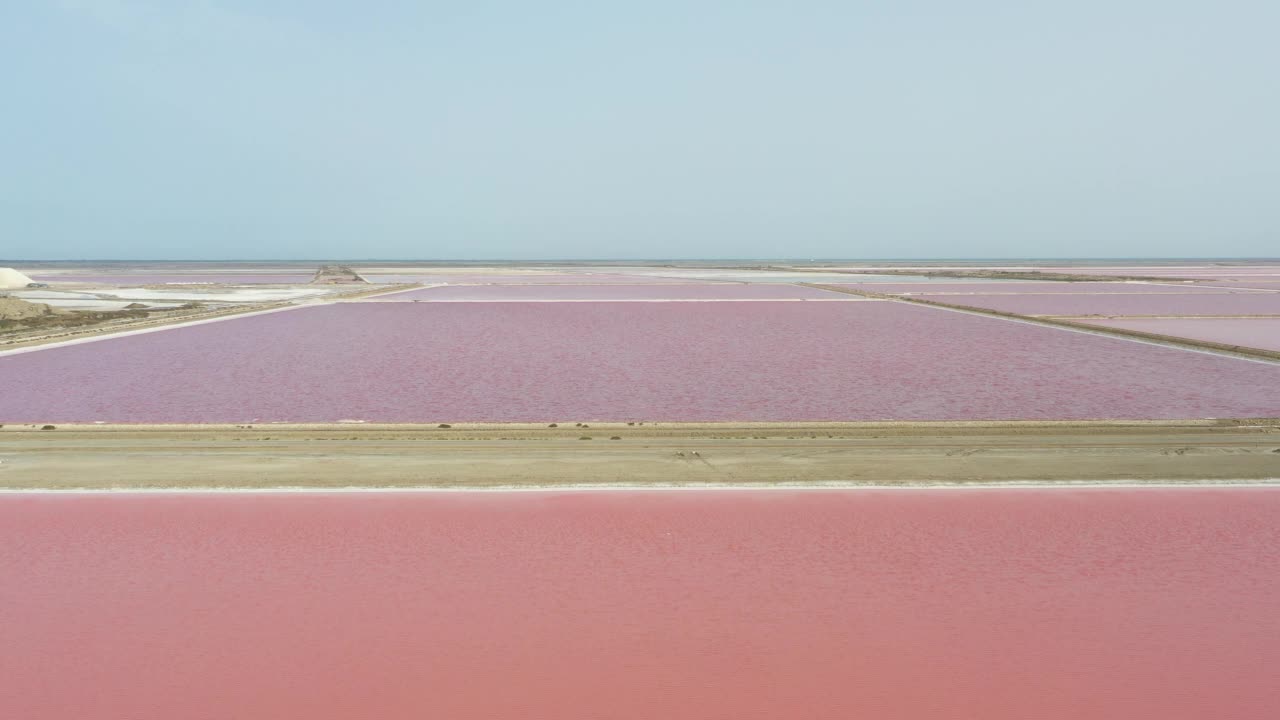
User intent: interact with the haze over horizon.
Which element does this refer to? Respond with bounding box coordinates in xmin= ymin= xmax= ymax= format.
xmin=4 ymin=1 xmax=1278 ymax=261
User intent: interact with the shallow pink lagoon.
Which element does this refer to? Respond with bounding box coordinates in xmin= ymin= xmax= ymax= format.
xmin=4 ymin=489 xmax=1280 ymax=720
xmin=1193 ymin=281 xmax=1280 ymax=291
xmin=3 ymin=302 xmax=1280 ymax=423
xmin=1039 ymin=266 xmax=1280 ymax=279
xmin=361 ymin=273 xmax=705 ymax=285
xmin=1076 ymin=317 xmax=1280 ymax=352
xmin=924 ymin=292 xmax=1280 ymax=317
xmin=373 ymin=283 xmax=850 ymax=301
xmin=33 ymin=274 xmax=315 ymax=285
xmin=837 ymin=281 xmax=1230 ymax=295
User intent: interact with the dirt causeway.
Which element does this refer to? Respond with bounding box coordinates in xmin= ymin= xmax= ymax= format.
xmin=2 ymin=421 xmax=1277 ymax=489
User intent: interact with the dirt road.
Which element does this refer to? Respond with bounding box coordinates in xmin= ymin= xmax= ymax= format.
xmin=3 ymin=421 xmax=1277 ymax=489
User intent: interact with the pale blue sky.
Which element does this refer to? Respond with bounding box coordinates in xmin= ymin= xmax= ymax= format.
xmin=2 ymin=1 xmax=1277 ymax=260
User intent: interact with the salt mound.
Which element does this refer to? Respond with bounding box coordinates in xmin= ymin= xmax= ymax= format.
xmin=0 ymin=267 xmax=35 ymax=289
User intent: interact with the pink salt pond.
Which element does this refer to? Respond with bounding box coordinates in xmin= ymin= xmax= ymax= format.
xmin=1073 ymin=317 xmax=1280 ymax=352
xmin=370 ymin=283 xmax=852 ymax=301
xmin=919 ymin=292 xmax=1280 ymax=317
xmin=3 ymin=488 xmax=1280 ymax=720
xmin=360 ymin=273 xmax=708 ymax=284
xmin=3 ymin=301 xmax=1280 ymax=423
xmin=838 ymin=281 xmax=1236 ymax=295
xmin=1192 ymin=281 xmax=1280 ymax=292
xmin=1037 ymin=265 xmax=1280 ymax=278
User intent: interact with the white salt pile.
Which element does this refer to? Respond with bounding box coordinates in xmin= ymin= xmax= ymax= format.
xmin=0 ymin=267 xmax=36 ymax=289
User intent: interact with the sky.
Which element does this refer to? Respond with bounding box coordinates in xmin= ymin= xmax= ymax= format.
xmin=2 ymin=1 xmax=1278 ymax=260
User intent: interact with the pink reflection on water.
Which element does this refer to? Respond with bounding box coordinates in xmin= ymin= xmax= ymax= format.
xmin=3 ymin=489 xmax=1279 ymax=719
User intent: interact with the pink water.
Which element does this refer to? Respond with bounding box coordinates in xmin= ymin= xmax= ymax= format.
xmin=925 ymin=292 xmax=1280 ymax=317
xmin=838 ymin=282 xmax=1231 ymax=295
xmin=4 ymin=302 xmax=1280 ymax=423
xmin=1076 ymin=317 xmax=1280 ymax=352
xmin=1193 ymin=281 xmax=1280 ymax=292
xmin=827 ymin=266 xmax=1280 ymax=279
xmin=373 ymin=283 xmax=849 ymax=301
xmin=32 ymin=274 xmax=316 ymax=285
xmin=3 ymin=489 xmax=1280 ymax=719
xmin=361 ymin=273 xmax=707 ymax=284
xmin=1038 ymin=267 xmax=1280 ymax=280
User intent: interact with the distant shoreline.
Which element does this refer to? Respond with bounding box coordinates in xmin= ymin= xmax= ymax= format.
xmin=6 ymin=257 xmax=1280 ymax=267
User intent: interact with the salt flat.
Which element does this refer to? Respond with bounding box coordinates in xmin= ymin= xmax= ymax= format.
xmin=32 ymin=274 xmax=316 ymax=284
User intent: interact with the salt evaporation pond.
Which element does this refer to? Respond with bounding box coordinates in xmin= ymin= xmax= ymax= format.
xmin=360 ymin=273 xmax=708 ymax=285
xmin=1039 ymin=266 xmax=1280 ymax=280
xmin=1075 ymin=317 xmax=1280 ymax=352
xmin=922 ymin=292 xmax=1280 ymax=317
xmin=4 ymin=302 xmax=1280 ymax=423
xmin=3 ymin=488 xmax=1279 ymax=720
xmin=625 ymin=271 xmax=1005 ymax=283
xmin=667 ymin=273 xmax=948 ymax=283
xmin=1193 ymin=281 xmax=1280 ymax=291
xmin=839 ymin=281 xmax=1233 ymax=295
xmin=32 ymin=274 xmax=316 ymax=285
xmin=372 ymin=283 xmax=853 ymax=301
xmin=1039 ymin=265 xmax=1280 ymax=273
